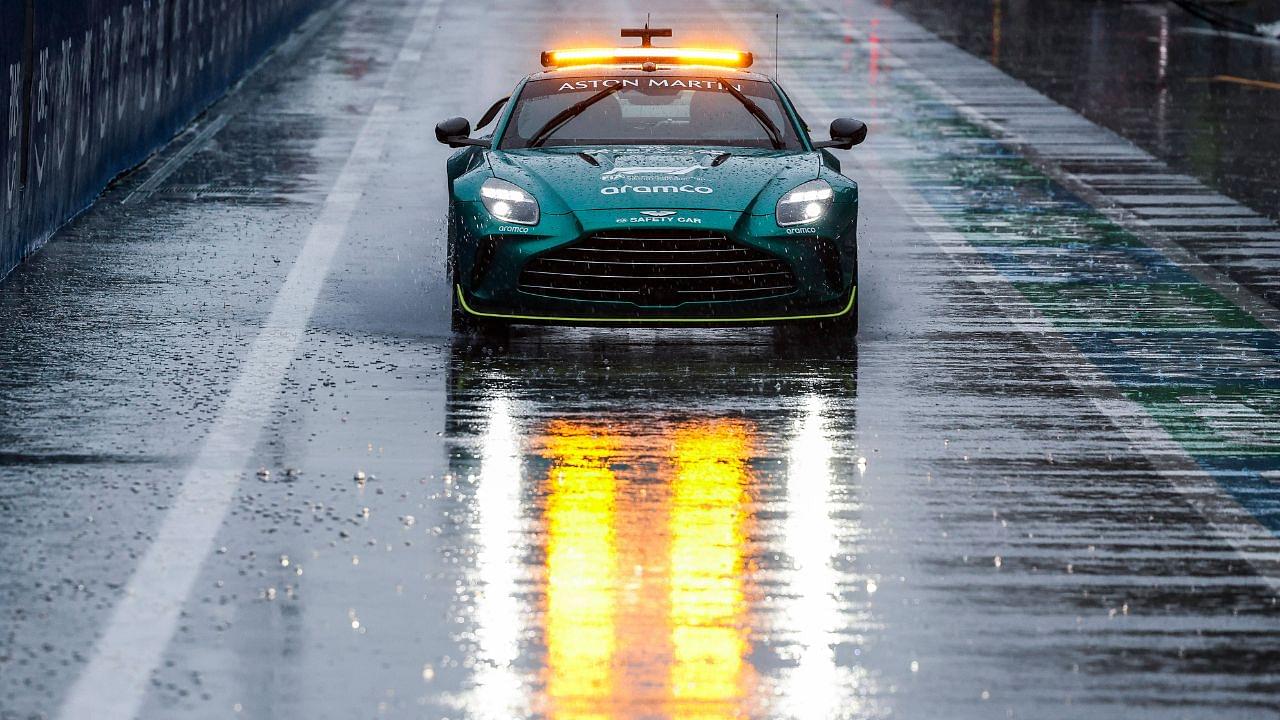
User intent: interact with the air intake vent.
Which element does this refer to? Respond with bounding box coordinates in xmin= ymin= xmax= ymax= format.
xmin=518 ymin=230 xmax=796 ymax=305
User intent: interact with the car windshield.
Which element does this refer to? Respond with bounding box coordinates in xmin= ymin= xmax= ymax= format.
xmin=499 ymin=76 xmax=805 ymax=150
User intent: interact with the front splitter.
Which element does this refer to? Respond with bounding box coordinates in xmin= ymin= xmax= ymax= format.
xmin=456 ymin=285 xmax=856 ymax=326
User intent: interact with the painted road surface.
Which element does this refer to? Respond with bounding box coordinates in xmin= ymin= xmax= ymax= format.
xmin=1 ymin=0 xmax=1278 ymax=718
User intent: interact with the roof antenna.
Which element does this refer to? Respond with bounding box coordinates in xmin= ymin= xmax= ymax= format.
xmin=622 ymin=14 xmax=671 ymax=47
xmin=775 ymin=12 xmax=780 ymax=80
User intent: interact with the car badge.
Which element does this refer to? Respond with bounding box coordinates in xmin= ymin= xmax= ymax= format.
xmin=640 ymin=210 xmax=679 ymax=217
xmin=601 ymin=165 xmax=702 ymax=180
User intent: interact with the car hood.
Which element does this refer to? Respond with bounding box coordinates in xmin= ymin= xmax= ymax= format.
xmin=486 ymin=146 xmax=820 ymax=214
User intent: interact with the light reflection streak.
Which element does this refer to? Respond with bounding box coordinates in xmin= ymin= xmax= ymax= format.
xmin=1157 ymin=12 xmax=1170 ymax=153
xmin=471 ymin=396 xmax=527 ymax=719
xmin=868 ymin=16 xmax=883 ymax=111
xmin=781 ymin=395 xmax=846 ymax=716
xmin=535 ymin=418 xmax=757 ymax=719
xmin=991 ymin=0 xmax=1003 ymax=65
xmin=669 ymin=421 xmax=753 ymax=718
xmin=542 ymin=421 xmax=620 ymax=719
xmin=869 ymin=18 xmax=881 ymax=88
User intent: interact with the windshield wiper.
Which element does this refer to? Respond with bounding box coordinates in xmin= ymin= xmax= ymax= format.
xmin=527 ymin=86 xmax=624 ymax=148
xmin=715 ymin=77 xmax=784 ymax=150
xmin=474 ymin=96 xmax=509 ymax=131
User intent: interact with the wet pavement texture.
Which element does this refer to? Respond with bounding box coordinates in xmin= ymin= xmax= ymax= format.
xmin=882 ymin=0 xmax=1280 ymax=220
xmin=2 ymin=0 xmax=1280 ymax=718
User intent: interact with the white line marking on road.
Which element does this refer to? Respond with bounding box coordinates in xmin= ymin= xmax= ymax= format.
xmin=122 ymin=115 xmax=230 ymax=204
xmin=56 ymin=2 xmax=444 ymax=718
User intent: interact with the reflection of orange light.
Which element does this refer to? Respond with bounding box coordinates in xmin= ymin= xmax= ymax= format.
xmin=542 ymin=422 xmax=620 ymax=718
xmin=542 ymin=47 xmax=753 ymax=68
xmin=669 ymin=421 xmax=752 ymax=717
xmin=991 ymin=0 xmax=1003 ymax=65
xmin=538 ymin=419 xmax=755 ymax=719
xmin=869 ymin=18 xmax=881 ymax=87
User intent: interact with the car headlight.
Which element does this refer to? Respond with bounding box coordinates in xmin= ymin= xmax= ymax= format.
xmin=776 ymin=179 xmax=833 ymax=227
xmin=480 ymin=178 xmax=539 ymax=225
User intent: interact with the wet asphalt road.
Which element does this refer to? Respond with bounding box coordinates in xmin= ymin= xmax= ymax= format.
xmin=2 ymin=0 xmax=1280 ymax=719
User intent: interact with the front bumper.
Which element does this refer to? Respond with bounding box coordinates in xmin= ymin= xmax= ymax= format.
xmin=452 ymin=205 xmax=857 ymax=326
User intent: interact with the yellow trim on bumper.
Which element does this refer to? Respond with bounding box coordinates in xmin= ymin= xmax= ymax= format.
xmin=455 ymin=285 xmax=856 ymax=324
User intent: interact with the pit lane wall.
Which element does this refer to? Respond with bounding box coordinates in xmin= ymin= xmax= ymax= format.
xmin=1 ymin=0 xmax=327 ymax=281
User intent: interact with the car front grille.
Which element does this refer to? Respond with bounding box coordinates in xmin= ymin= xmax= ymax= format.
xmin=517 ymin=230 xmax=796 ymax=305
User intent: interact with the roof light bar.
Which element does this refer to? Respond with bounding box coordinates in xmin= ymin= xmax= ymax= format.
xmin=540 ymin=47 xmax=754 ymax=68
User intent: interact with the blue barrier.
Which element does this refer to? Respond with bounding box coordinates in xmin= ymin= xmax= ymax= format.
xmin=1 ymin=0 xmax=329 ymax=281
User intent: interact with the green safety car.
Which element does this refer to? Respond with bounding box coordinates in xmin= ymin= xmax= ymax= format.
xmin=436 ymin=25 xmax=867 ymax=337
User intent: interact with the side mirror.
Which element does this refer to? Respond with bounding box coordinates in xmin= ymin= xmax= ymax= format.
xmin=435 ymin=117 xmax=489 ymax=148
xmin=813 ymin=118 xmax=868 ymax=150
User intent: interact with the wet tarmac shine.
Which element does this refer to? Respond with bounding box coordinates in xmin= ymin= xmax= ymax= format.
xmin=883 ymin=0 xmax=1280 ymax=221
xmin=1 ymin=0 xmax=1279 ymax=718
